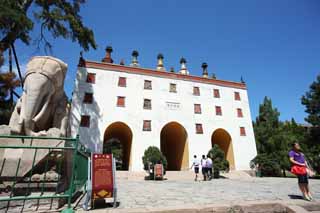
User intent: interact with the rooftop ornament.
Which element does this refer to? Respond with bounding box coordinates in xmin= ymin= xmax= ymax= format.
xmin=102 ymin=45 xmax=114 ymax=63
xmin=201 ymin=62 xmax=208 ymax=78
xmin=130 ymin=50 xmax=140 ymax=67
xmin=179 ymin=57 xmax=189 ymax=75
xmin=156 ymin=53 xmax=165 ymax=71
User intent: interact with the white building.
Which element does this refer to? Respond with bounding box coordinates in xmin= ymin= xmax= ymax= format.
xmin=70 ymin=48 xmax=257 ymax=171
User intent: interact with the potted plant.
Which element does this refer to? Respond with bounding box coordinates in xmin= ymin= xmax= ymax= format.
xmin=208 ymin=145 xmax=229 ymax=178
xmin=142 ymin=146 xmax=167 ymax=179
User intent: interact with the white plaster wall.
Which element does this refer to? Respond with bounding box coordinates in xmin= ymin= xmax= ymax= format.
xmin=70 ymin=66 xmax=257 ymax=171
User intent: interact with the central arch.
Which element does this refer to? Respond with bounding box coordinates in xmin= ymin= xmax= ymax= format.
xmin=103 ymin=122 xmax=132 ymax=170
xmin=160 ymin=122 xmax=189 ymax=170
xmin=211 ymin=128 xmax=235 ymax=170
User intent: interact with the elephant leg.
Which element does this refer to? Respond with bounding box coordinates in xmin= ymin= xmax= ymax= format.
xmin=9 ymin=98 xmax=23 ymax=134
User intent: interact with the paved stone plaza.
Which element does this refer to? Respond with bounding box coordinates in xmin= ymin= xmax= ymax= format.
xmin=76 ymin=172 xmax=320 ymax=212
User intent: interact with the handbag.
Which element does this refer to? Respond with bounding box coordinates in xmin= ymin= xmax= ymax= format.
xmin=291 ymin=165 xmax=307 ymax=175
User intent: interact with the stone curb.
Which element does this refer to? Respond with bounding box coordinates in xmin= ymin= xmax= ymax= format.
xmin=76 ymin=201 xmax=320 ymax=213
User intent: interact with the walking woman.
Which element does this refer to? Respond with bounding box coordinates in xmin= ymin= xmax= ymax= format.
xmin=289 ymin=142 xmax=313 ymax=201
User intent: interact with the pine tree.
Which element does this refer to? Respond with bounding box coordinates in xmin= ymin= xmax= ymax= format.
xmin=302 ymin=75 xmax=320 ymax=172
xmin=0 ymin=0 xmax=97 ymax=53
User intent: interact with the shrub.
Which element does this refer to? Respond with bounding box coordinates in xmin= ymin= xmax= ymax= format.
xmin=251 ymin=154 xmax=282 ymax=177
xmin=142 ymin=146 xmax=167 ymax=172
xmin=208 ymin=144 xmax=229 ymax=172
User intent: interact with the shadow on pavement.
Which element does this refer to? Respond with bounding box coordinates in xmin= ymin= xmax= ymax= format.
xmin=288 ymin=194 xmax=304 ymax=200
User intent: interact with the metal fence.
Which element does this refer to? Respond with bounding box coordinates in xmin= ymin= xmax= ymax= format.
xmin=0 ymin=134 xmax=89 ymax=213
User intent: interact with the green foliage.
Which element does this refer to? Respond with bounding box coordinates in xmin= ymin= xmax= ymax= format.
xmin=301 ymin=74 xmax=320 ymax=173
xmin=0 ymin=71 xmax=20 ymax=124
xmin=142 ymin=146 xmax=167 ymax=171
xmin=251 ymin=154 xmax=282 ymax=177
xmin=103 ymin=138 xmax=123 ymax=170
xmin=302 ymin=75 xmax=320 ymax=126
xmin=207 ymin=144 xmax=229 ymax=171
xmin=253 ymin=97 xmax=310 ymax=176
xmin=0 ymin=0 xmax=96 ymax=52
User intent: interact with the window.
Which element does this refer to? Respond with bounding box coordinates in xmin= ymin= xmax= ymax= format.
xmin=118 ymin=77 xmax=127 ymax=87
xmin=143 ymin=120 xmax=151 ymax=131
xmin=169 ymin=83 xmax=177 ymax=93
xmin=83 ymin=93 xmax=93 ymax=104
xmin=194 ymin=104 xmax=201 ymax=114
xmin=193 ymin=87 xmax=200 ymax=96
xmin=117 ymin=96 xmax=125 ymax=107
xmin=80 ymin=115 xmax=90 ymax=127
xmin=143 ymin=99 xmax=152 ymax=110
xmin=195 ymin=123 xmax=203 ymax=134
xmin=144 ymin=80 xmax=152 ymax=90
xmin=215 ymin=106 xmax=222 ymax=116
xmin=86 ymin=73 xmax=96 ymax=84
xmin=213 ymin=89 xmax=220 ymax=98
xmin=240 ymin=127 xmax=246 ymax=136
xmin=237 ymin=108 xmax=243 ymax=117
xmin=234 ymin=92 xmax=241 ymax=101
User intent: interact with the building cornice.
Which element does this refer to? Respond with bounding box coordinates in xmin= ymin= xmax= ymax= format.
xmin=83 ymin=60 xmax=247 ymax=90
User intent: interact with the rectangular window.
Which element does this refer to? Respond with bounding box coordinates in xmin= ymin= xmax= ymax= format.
xmin=195 ymin=123 xmax=203 ymax=134
xmin=237 ymin=108 xmax=243 ymax=117
xmin=86 ymin=73 xmax=96 ymax=84
xmin=169 ymin=83 xmax=177 ymax=93
xmin=213 ymin=89 xmax=220 ymax=98
xmin=193 ymin=87 xmax=200 ymax=96
xmin=118 ymin=77 xmax=127 ymax=87
xmin=234 ymin=92 xmax=241 ymax=101
xmin=143 ymin=99 xmax=152 ymax=110
xmin=83 ymin=93 xmax=93 ymax=104
xmin=117 ymin=96 xmax=125 ymax=107
xmin=240 ymin=127 xmax=246 ymax=136
xmin=215 ymin=106 xmax=222 ymax=116
xmin=194 ymin=104 xmax=201 ymax=114
xmin=143 ymin=120 xmax=151 ymax=131
xmin=80 ymin=115 xmax=90 ymax=127
xmin=144 ymin=80 xmax=152 ymax=90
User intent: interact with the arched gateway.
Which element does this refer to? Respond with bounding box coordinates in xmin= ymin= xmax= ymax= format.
xmin=103 ymin=122 xmax=133 ymax=170
xmin=211 ymin=128 xmax=235 ymax=170
xmin=160 ymin=122 xmax=189 ymax=170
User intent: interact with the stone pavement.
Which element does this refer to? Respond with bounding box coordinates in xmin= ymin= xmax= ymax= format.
xmin=75 ymin=171 xmax=320 ymax=212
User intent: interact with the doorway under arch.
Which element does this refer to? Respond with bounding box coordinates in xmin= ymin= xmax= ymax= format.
xmin=160 ymin=122 xmax=189 ymax=170
xmin=103 ymin=122 xmax=133 ymax=170
xmin=211 ymin=128 xmax=235 ymax=170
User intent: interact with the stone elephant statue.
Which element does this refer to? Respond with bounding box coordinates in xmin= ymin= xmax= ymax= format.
xmin=9 ymin=56 xmax=69 ymax=137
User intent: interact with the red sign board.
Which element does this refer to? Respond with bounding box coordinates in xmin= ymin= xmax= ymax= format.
xmin=154 ymin=164 xmax=163 ymax=179
xmin=92 ymin=153 xmax=114 ymax=199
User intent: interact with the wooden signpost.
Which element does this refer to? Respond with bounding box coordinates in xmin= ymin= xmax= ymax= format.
xmin=91 ymin=153 xmax=117 ymax=208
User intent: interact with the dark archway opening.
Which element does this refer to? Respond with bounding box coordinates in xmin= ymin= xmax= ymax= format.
xmin=103 ymin=122 xmax=132 ymax=171
xmin=160 ymin=122 xmax=189 ymax=171
xmin=211 ymin=128 xmax=235 ymax=170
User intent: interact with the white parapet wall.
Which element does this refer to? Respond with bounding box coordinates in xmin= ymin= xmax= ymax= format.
xmin=70 ymin=61 xmax=257 ymax=171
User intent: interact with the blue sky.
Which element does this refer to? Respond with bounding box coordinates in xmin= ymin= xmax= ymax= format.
xmin=6 ymin=0 xmax=320 ymax=124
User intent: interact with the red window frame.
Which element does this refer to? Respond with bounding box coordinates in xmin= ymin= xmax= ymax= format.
xmin=240 ymin=127 xmax=246 ymax=136
xmin=80 ymin=115 xmax=90 ymax=127
xmin=118 ymin=77 xmax=127 ymax=87
xmin=143 ymin=120 xmax=151 ymax=131
xmin=86 ymin=73 xmax=96 ymax=84
xmin=234 ymin=92 xmax=241 ymax=101
xmin=117 ymin=96 xmax=125 ymax=107
xmin=237 ymin=108 xmax=243 ymax=117
xmin=195 ymin=123 xmax=203 ymax=134
xmin=193 ymin=87 xmax=200 ymax=96
xmin=215 ymin=106 xmax=222 ymax=116
xmin=213 ymin=89 xmax=220 ymax=98
xmin=194 ymin=104 xmax=201 ymax=114
xmin=83 ymin=93 xmax=93 ymax=104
